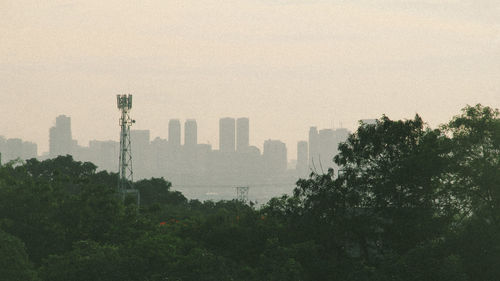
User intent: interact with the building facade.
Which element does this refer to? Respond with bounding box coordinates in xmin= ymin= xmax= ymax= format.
xmin=49 ymin=115 xmax=73 ymax=157
xmin=236 ymin=117 xmax=249 ymax=152
xmin=168 ymin=119 xmax=181 ymax=147
xmin=219 ymin=117 xmax=235 ymax=152
xmin=184 ymin=119 xmax=197 ymax=147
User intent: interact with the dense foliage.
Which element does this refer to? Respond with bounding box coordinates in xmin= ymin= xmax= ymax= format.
xmin=0 ymin=104 xmax=499 ymax=280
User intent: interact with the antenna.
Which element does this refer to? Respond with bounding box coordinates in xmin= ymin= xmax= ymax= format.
xmin=117 ymin=94 xmax=139 ymax=206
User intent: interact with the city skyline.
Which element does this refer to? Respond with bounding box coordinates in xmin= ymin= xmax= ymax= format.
xmin=1 ymin=1 xmax=498 ymax=159
xmin=1 ymin=2 xmax=498 ymax=278
xmin=3 ymin=99 xmax=496 ymax=159
xmin=0 ymin=114 xmax=352 ymax=188
xmin=1 ymin=110 xmax=357 ymax=160
xmin=2 ymin=113 xmax=351 ymax=161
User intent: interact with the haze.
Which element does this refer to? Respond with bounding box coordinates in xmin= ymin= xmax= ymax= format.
xmin=1 ymin=0 xmax=499 ymax=158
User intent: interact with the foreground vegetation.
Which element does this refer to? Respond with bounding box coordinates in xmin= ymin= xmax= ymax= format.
xmin=1 ymin=104 xmax=500 ymax=280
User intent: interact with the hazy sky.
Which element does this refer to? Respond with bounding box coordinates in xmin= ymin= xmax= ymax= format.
xmin=1 ymin=0 xmax=499 ymax=158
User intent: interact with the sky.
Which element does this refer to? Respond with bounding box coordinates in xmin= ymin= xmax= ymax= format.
xmin=1 ymin=0 xmax=499 ymax=158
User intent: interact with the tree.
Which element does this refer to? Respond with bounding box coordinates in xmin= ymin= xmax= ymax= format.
xmin=0 ymin=155 xmax=133 ymax=264
xmin=444 ymin=104 xmax=500 ymax=281
xmin=444 ymin=104 xmax=500 ymax=222
xmin=0 ymin=229 xmax=38 ymax=281
xmin=135 ymin=177 xmax=186 ymax=207
xmin=333 ymin=115 xmax=453 ymax=255
xmin=40 ymin=241 xmax=125 ymax=281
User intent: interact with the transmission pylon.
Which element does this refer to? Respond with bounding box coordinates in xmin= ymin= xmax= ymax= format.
xmin=236 ymin=186 xmax=249 ymax=203
xmin=117 ymin=94 xmax=139 ymax=206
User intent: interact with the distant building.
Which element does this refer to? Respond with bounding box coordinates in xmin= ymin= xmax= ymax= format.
xmin=49 ymin=115 xmax=73 ymax=157
xmin=5 ymin=138 xmax=22 ymax=162
xmin=360 ymin=119 xmax=377 ymax=126
xmin=88 ymin=140 xmax=119 ymax=172
xmin=263 ymin=139 xmax=287 ymax=174
xmin=168 ymin=119 xmax=181 ymax=147
xmin=22 ymin=141 xmax=37 ymax=160
xmin=131 ymin=130 xmax=150 ymax=150
xmin=219 ymin=117 xmax=235 ymax=152
xmin=308 ymin=127 xmax=319 ymax=169
xmin=236 ymin=117 xmax=249 ymax=152
xmin=319 ymin=129 xmax=336 ymax=169
xmin=150 ymin=137 xmax=168 ymax=176
xmin=296 ymin=141 xmax=308 ymax=176
xmin=308 ymin=126 xmax=350 ymax=173
xmin=195 ymin=143 xmax=212 ymax=172
xmin=333 ymin=128 xmax=350 ymax=145
xmin=131 ymin=130 xmax=151 ymax=179
xmin=0 ymin=137 xmax=37 ymax=162
xmin=184 ymin=119 xmax=198 ymax=176
xmin=184 ymin=119 xmax=197 ymax=147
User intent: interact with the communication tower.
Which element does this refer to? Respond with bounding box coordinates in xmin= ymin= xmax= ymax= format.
xmin=117 ymin=94 xmax=139 ymax=205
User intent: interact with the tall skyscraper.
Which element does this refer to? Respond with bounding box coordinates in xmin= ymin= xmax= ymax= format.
xmin=306 ymin=126 xmax=350 ymax=173
xmin=168 ymin=119 xmax=181 ymax=147
xmin=219 ymin=117 xmax=235 ymax=152
xmin=184 ymin=119 xmax=197 ymax=147
xmin=263 ymin=139 xmax=287 ymax=173
xmin=308 ymin=127 xmax=319 ymax=169
xmin=319 ymin=129 xmax=336 ymax=169
xmin=296 ymin=141 xmax=308 ymax=175
xmin=49 ymin=115 xmax=73 ymax=157
xmin=236 ymin=117 xmax=249 ymax=152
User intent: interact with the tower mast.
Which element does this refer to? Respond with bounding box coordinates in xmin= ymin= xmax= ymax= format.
xmin=117 ymin=94 xmax=139 ymax=204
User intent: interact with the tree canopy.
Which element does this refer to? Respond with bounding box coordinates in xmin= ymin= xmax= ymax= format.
xmin=0 ymin=104 xmax=499 ymax=280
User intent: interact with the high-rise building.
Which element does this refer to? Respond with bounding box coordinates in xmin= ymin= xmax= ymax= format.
xmin=184 ymin=119 xmax=197 ymax=147
xmin=296 ymin=141 xmax=308 ymax=175
xmin=219 ymin=117 xmax=235 ymax=152
xmin=49 ymin=115 xmax=73 ymax=157
xmin=333 ymin=128 xmax=350 ymax=146
xmin=263 ymin=139 xmax=287 ymax=173
xmin=319 ymin=129 xmax=336 ymax=169
xmin=183 ymin=119 xmax=198 ymax=175
xmin=308 ymin=127 xmax=319 ymax=169
xmin=307 ymin=126 xmax=350 ymax=173
xmin=236 ymin=117 xmax=249 ymax=152
xmin=5 ymin=138 xmax=22 ymax=162
xmin=168 ymin=119 xmax=181 ymax=147
xmin=22 ymin=141 xmax=37 ymax=160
